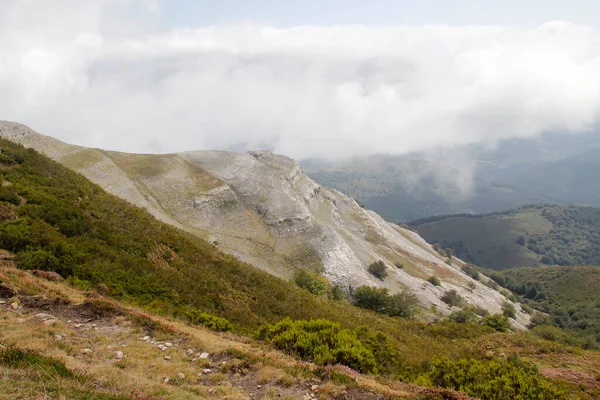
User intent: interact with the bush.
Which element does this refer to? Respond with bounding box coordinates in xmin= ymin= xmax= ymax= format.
xmin=293 ymin=270 xmax=329 ymax=297
xmin=16 ymin=248 xmax=60 ymax=271
xmin=329 ymin=284 xmax=345 ymax=301
xmin=441 ymin=290 xmax=463 ymax=307
xmin=367 ymin=260 xmax=387 ymax=280
xmin=448 ymin=309 xmax=477 ymax=324
xmin=461 ymin=264 xmax=480 ymax=280
xmin=186 ymin=310 xmax=233 ymax=332
xmin=353 ymin=286 xmax=418 ymax=318
xmin=481 ymin=314 xmax=511 ymax=332
xmin=0 ymin=185 xmax=20 ymax=205
xmin=394 ymin=262 xmax=404 ymax=269
xmin=503 ymin=303 xmax=517 ymax=319
xmin=353 ymin=286 xmax=389 ymax=313
xmin=417 ymin=357 xmax=561 ymax=399
xmin=256 ymin=318 xmax=377 ymax=373
xmin=387 ymin=291 xmax=419 ymax=318
xmin=532 ymin=325 xmax=599 ymax=350
xmin=426 ymin=276 xmax=441 ymax=286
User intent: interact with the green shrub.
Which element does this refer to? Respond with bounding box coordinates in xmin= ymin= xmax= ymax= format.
xmin=367 ymin=260 xmax=387 ymax=280
xmin=328 ymin=284 xmax=345 ymax=301
xmin=293 ymin=270 xmax=329 ymax=297
xmin=353 ymin=286 xmax=389 ymax=313
xmin=503 ymin=303 xmax=517 ymax=319
xmin=461 ymin=264 xmax=480 ymax=280
xmin=0 ymin=185 xmax=20 ymax=205
xmin=353 ymin=286 xmax=418 ymax=318
xmin=16 ymin=248 xmax=60 ymax=271
xmin=441 ymin=290 xmax=463 ymax=307
xmin=186 ymin=310 xmax=233 ymax=332
xmin=256 ymin=318 xmax=377 ymax=373
xmin=387 ymin=291 xmax=419 ymax=318
xmin=448 ymin=309 xmax=477 ymax=324
xmin=481 ymin=314 xmax=511 ymax=332
xmin=470 ymin=305 xmax=489 ymax=317
xmin=532 ymin=325 xmax=599 ymax=350
xmin=418 ymin=357 xmax=561 ymax=399
xmin=426 ymin=276 xmax=441 ymax=286
xmin=394 ymin=262 xmax=404 ymax=269
xmin=484 ymin=279 xmax=500 ymax=290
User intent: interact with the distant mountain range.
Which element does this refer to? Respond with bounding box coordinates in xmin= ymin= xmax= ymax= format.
xmin=303 ymin=132 xmax=600 ymax=222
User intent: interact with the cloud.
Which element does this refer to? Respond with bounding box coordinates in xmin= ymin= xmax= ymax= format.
xmin=1 ymin=1 xmax=600 ymax=160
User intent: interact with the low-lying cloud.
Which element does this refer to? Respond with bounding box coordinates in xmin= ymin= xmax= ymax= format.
xmin=2 ymin=0 xmax=600 ymax=160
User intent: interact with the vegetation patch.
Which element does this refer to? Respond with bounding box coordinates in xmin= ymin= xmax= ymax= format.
xmin=367 ymin=260 xmax=387 ymax=279
xmin=353 ymin=286 xmax=418 ymax=318
xmin=256 ymin=318 xmax=397 ymax=374
xmin=186 ymin=310 xmax=233 ymax=332
xmin=416 ymin=356 xmax=561 ymax=399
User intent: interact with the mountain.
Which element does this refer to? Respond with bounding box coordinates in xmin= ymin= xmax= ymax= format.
xmin=0 ymin=134 xmax=597 ymax=399
xmin=409 ymin=204 xmax=600 ymax=270
xmin=302 ymin=132 xmax=600 ymax=222
xmin=0 ymin=121 xmax=518 ymax=321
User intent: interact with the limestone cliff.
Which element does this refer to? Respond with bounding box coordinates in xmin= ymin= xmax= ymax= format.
xmin=0 ymin=121 xmax=529 ymax=327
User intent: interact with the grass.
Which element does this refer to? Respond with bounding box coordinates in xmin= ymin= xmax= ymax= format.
xmin=0 ymin=263 xmax=462 ymax=400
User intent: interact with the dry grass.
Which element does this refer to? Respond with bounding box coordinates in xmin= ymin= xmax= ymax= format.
xmin=0 ymin=262 xmax=430 ymax=399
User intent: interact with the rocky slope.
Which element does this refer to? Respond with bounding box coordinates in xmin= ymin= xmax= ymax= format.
xmin=0 ymin=121 xmax=528 ymax=325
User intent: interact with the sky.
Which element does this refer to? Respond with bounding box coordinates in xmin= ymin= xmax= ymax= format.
xmin=1 ymin=0 xmax=600 ymax=159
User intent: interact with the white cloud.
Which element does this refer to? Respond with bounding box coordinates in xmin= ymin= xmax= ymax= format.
xmin=1 ymin=1 xmax=600 ymax=160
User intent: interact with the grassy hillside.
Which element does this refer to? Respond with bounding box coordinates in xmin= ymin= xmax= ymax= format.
xmin=3 ymin=251 xmax=600 ymax=399
xmin=3 ymin=262 xmax=472 ymax=400
xmin=409 ymin=204 xmax=600 ymax=270
xmin=0 ymin=139 xmax=494 ymax=361
xmin=488 ymin=266 xmax=600 ymax=343
xmin=3 ymin=138 xmax=600 ymax=398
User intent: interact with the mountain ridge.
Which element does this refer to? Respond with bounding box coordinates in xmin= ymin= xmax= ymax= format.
xmin=0 ymin=121 xmax=526 ymax=324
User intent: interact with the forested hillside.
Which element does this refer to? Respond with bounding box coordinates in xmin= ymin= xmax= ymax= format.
xmin=410 ymin=204 xmax=600 ymax=270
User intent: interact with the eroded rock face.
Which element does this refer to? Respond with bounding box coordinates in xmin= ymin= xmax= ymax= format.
xmin=0 ymin=121 xmax=530 ymax=327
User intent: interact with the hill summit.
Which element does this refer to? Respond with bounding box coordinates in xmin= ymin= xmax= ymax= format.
xmin=0 ymin=121 xmax=524 ymax=322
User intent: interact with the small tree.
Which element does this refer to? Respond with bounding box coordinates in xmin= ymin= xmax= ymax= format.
xmin=516 ymin=235 xmax=526 ymax=246
xmin=354 ymin=286 xmax=389 ymax=313
xmin=368 ymin=260 xmax=388 ymax=280
xmin=427 ymin=276 xmax=441 ymax=286
xmin=441 ymin=289 xmax=464 ymax=307
xmin=329 ymin=284 xmax=345 ymax=301
xmin=445 ymin=248 xmax=453 ymax=259
xmin=481 ymin=314 xmax=511 ymax=332
xmin=387 ymin=291 xmax=418 ymax=318
xmin=503 ymin=303 xmax=517 ymax=319
xmin=293 ymin=270 xmax=329 ymax=297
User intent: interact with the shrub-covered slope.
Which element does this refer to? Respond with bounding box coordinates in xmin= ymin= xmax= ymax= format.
xmin=488 ymin=266 xmax=600 ymax=343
